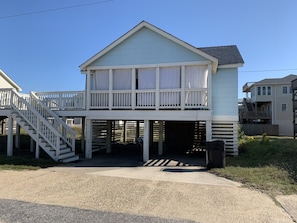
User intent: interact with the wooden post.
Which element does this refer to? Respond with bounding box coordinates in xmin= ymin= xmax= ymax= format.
xmin=207 ymin=64 xmax=212 ymax=109
xmin=156 ymin=67 xmax=160 ymax=110
xmin=85 ymin=119 xmax=92 ymax=158
xmin=35 ymin=119 xmax=40 ymax=159
xmin=106 ymin=120 xmax=112 ymax=153
xmin=205 ymin=120 xmax=212 ymax=165
xmin=181 ymin=65 xmax=185 ymax=110
xmin=15 ymin=123 xmax=20 ymax=149
xmin=123 ymin=120 xmax=127 ymax=143
xmin=7 ymin=115 xmax=13 ymax=157
xmin=158 ymin=121 xmax=163 ymax=155
xmin=143 ymin=120 xmax=150 ymax=162
xmin=81 ymin=117 xmax=85 ymax=153
xmin=30 ymin=137 xmax=34 ymax=152
xmin=109 ymin=69 xmax=113 ymax=110
xmin=206 ymin=120 xmax=212 ymax=142
xmin=86 ymin=69 xmax=91 ymax=110
xmin=132 ymin=68 xmax=136 ymax=110
xmin=150 ymin=121 xmax=153 ymax=148
xmin=62 ymin=116 xmax=66 ymax=138
xmin=136 ymin=121 xmax=140 ymax=139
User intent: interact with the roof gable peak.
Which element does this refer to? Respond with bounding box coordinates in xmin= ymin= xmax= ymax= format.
xmin=80 ymin=21 xmax=218 ymax=73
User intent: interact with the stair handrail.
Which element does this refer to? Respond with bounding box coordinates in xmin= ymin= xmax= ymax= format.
xmin=29 ymin=91 xmax=76 ymax=151
xmin=10 ymin=89 xmax=63 ymax=156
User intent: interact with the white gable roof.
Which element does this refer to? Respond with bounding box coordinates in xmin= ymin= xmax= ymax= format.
xmin=0 ymin=69 xmax=22 ymax=92
xmin=80 ymin=21 xmax=218 ymax=73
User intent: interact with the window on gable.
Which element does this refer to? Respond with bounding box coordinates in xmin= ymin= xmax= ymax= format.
xmin=257 ymin=87 xmax=261 ymax=95
xmin=281 ymin=103 xmax=287 ymax=111
xmin=267 ymin=86 xmax=271 ymax=95
xmin=283 ymin=86 xmax=288 ymax=94
xmin=262 ymin=86 xmax=266 ymax=95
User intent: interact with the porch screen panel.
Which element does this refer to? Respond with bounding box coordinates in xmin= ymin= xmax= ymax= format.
xmin=91 ymin=70 xmax=109 ymax=107
xmin=160 ymin=66 xmax=180 ymax=106
xmin=137 ymin=68 xmax=156 ymax=107
xmin=94 ymin=70 xmax=109 ymax=90
xmin=113 ymin=69 xmax=132 ymax=107
xmin=185 ymin=65 xmax=208 ymax=106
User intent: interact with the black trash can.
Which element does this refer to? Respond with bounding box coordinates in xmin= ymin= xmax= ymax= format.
xmin=206 ymin=140 xmax=225 ymax=169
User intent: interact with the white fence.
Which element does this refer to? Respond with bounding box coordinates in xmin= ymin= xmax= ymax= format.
xmin=35 ymin=91 xmax=85 ymax=110
xmin=33 ymin=88 xmax=208 ymax=111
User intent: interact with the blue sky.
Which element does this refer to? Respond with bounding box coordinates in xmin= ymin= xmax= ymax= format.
xmin=1 ymin=0 xmax=296 ymax=98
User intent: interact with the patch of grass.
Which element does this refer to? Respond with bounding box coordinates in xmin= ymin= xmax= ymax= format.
xmin=210 ymin=135 xmax=297 ymax=196
xmin=0 ymin=155 xmax=56 ymax=170
xmin=0 ymin=134 xmax=57 ymax=170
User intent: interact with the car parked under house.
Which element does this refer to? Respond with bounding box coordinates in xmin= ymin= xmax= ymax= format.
xmin=0 ymin=21 xmax=244 ymax=163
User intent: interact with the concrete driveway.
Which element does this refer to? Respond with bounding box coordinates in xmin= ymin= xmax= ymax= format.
xmin=0 ymin=153 xmax=296 ymax=223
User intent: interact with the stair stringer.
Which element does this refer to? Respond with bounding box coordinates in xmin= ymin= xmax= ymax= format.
xmin=10 ymin=90 xmax=79 ymax=163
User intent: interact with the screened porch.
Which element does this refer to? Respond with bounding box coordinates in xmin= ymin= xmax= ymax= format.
xmin=87 ymin=64 xmax=210 ymax=110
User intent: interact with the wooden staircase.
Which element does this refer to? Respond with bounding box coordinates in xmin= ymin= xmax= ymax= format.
xmin=9 ymin=90 xmax=79 ymax=163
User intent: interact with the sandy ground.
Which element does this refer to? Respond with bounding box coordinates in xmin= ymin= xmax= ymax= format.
xmin=0 ymin=168 xmax=295 ymax=223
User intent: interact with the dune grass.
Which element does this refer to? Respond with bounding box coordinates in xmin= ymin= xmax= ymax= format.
xmin=210 ymin=134 xmax=297 ymax=196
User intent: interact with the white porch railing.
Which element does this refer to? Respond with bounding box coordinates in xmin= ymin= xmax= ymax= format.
xmin=34 ymin=88 xmax=208 ymax=111
xmin=35 ymin=91 xmax=85 ymax=110
xmin=0 ymin=88 xmax=12 ymax=109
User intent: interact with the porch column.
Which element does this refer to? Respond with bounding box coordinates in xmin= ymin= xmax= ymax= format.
xmin=106 ymin=120 xmax=112 ymax=153
xmin=7 ymin=115 xmax=13 ymax=157
xmin=181 ymin=66 xmax=185 ymax=110
xmin=205 ymin=120 xmax=212 ymax=165
xmin=108 ymin=69 xmax=113 ymax=110
xmin=150 ymin=121 xmax=153 ymax=148
xmin=122 ymin=121 xmax=127 ymax=143
xmin=81 ymin=117 xmax=85 ymax=153
xmin=155 ymin=67 xmax=160 ymax=110
xmin=206 ymin=120 xmax=212 ymax=142
xmin=207 ymin=64 xmax=212 ymax=109
xmin=131 ymin=69 xmax=136 ymax=110
xmin=62 ymin=117 xmax=66 ymax=138
xmin=143 ymin=120 xmax=150 ymax=162
xmin=30 ymin=137 xmax=34 ymax=152
xmin=136 ymin=121 xmax=140 ymax=139
xmin=158 ymin=121 xmax=163 ymax=155
xmin=85 ymin=119 xmax=93 ymax=159
xmin=86 ymin=69 xmax=91 ymax=110
xmin=35 ymin=119 xmax=40 ymax=159
xmin=15 ymin=123 xmax=20 ymax=149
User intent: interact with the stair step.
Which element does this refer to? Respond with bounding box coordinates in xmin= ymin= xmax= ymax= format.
xmin=60 ymin=147 xmax=71 ymax=154
xmin=58 ymin=151 xmax=76 ymax=160
xmin=60 ymin=155 xmax=79 ymax=163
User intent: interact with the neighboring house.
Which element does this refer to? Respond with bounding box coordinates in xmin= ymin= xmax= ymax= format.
xmin=241 ymin=74 xmax=297 ymax=136
xmin=0 ymin=69 xmax=22 ymax=134
xmin=0 ymin=21 xmax=244 ymax=163
xmin=0 ymin=69 xmax=22 ymax=92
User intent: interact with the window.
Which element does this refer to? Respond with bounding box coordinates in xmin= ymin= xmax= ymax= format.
xmin=257 ymin=86 xmax=261 ymax=95
xmin=267 ymin=86 xmax=271 ymax=95
xmin=290 ymin=86 xmax=293 ymax=93
xmin=281 ymin=104 xmax=287 ymax=111
xmin=283 ymin=86 xmax=288 ymax=94
xmin=262 ymin=86 xmax=266 ymax=95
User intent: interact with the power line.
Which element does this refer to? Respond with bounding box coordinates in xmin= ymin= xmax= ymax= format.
xmin=240 ymin=68 xmax=297 ymax=73
xmin=0 ymin=0 xmax=114 ymax=19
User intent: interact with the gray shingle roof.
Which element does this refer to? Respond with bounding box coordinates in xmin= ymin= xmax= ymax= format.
xmin=257 ymin=74 xmax=297 ymax=84
xmin=198 ymin=45 xmax=244 ymax=65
